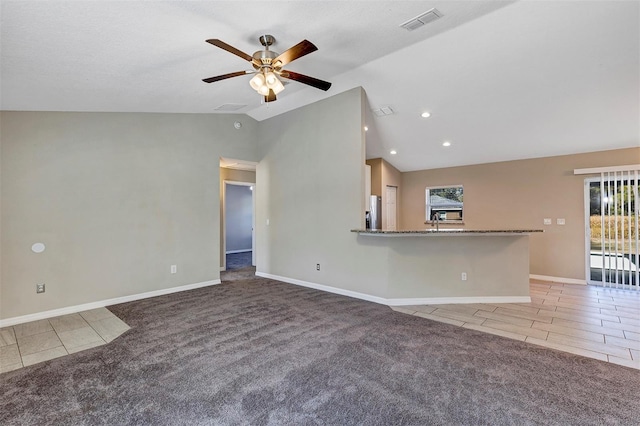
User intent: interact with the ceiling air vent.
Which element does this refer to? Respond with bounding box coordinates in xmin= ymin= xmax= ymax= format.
xmin=400 ymin=8 xmax=443 ymax=31
xmin=372 ymin=106 xmax=394 ymax=117
xmin=214 ymin=104 xmax=247 ymax=112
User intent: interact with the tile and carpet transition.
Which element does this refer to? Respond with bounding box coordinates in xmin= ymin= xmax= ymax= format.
xmin=1 ymin=269 xmax=639 ymax=425
xmin=0 ymin=308 xmax=130 ymax=373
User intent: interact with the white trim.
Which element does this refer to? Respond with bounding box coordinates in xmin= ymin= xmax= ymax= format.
xmin=256 ymin=272 xmax=388 ymax=304
xmin=574 ymin=164 xmax=640 ymax=175
xmin=530 ymin=274 xmax=587 ymax=285
xmin=385 ymin=296 xmax=531 ymax=305
xmin=0 ymin=279 xmax=221 ymax=328
xmin=225 ymin=249 xmax=252 ymax=254
xmin=583 ymin=178 xmax=592 ymax=287
xmin=256 ymin=272 xmax=531 ymax=306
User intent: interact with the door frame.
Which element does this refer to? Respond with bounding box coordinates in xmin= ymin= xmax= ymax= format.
xmin=385 ymin=185 xmax=398 ymax=231
xmin=222 ymin=180 xmax=256 ymax=271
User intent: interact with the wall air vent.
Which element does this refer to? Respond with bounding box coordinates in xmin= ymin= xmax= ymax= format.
xmin=400 ymin=8 xmax=443 ymax=31
xmin=214 ymin=104 xmax=247 ymax=112
xmin=372 ymin=106 xmax=395 ymax=117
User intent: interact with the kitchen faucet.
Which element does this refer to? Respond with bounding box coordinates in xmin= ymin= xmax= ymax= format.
xmin=430 ymin=211 xmax=440 ymax=231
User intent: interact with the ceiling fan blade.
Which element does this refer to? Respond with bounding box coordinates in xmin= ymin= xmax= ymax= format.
xmin=206 ymin=39 xmax=254 ymax=62
xmin=279 ymin=70 xmax=331 ymax=91
xmin=272 ymin=40 xmax=318 ymax=68
xmin=264 ymin=89 xmax=277 ymax=103
xmin=202 ymin=71 xmax=250 ymax=83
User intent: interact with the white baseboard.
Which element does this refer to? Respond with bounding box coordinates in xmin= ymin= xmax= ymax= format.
xmin=530 ymin=274 xmax=587 ymax=285
xmin=225 ymin=249 xmax=252 ymax=254
xmin=256 ymin=272 xmax=531 ymax=306
xmin=0 ymin=279 xmax=221 ymax=328
xmin=385 ymin=296 xmax=531 ymax=306
xmin=255 ymin=272 xmax=388 ymax=304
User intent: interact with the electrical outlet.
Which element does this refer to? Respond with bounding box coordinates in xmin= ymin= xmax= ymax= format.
xmin=36 ymin=283 xmax=45 ymax=293
xmin=543 ymin=218 xmax=552 ymax=225
xmin=557 ymin=218 xmax=565 ymax=225
xmin=461 ymin=273 xmax=467 ymax=281
xmin=316 ymin=264 xmax=320 ymax=271
xmin=171 ymin=265 xmax=177 ymax=274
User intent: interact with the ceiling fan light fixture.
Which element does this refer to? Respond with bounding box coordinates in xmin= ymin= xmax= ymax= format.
xmin=270 ymin=78 xmax=285 ymax=95
xmin=203 ymin=35 xmax=331 ymax=103
xmin=265 ymin=72 xmax=278 ymax=86
xmin=249 ymin=73 xmax=265 ymax=91
xmin=258 ymin=84 xmax=270 ymax=96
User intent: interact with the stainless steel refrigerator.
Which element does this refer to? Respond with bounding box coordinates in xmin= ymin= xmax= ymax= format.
xmin=369 ymin=195 xmax=382 ymax=230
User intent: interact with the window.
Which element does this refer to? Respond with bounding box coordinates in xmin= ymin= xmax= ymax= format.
xmin=426 ymin=185 xmax=464 ymax=222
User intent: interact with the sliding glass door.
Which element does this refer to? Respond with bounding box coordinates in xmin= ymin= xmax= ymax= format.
xmin=585 ymin=171 xmax=638 ymax=288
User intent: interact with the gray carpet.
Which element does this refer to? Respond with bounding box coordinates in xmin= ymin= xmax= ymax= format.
xmin=2 ymin=270 xmax=639 ymax=425
xmin=226 ymin=251 xmax=253 ymax=270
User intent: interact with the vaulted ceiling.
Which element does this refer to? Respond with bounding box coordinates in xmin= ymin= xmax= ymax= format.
xmin=1 ymin=1 xmax=638 ymax=171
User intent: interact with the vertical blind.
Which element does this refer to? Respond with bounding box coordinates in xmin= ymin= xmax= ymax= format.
xmin=576 ymin=165 xmax=639 ymax=290
xmin=598 ymin=169 xmax=639 ymax=289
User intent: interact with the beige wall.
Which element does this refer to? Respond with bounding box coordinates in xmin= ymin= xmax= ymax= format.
xmin=1 ymin=111 xmax=258 ymax=320
xmin=255 ymin=88 xmax=529 ymax=300
xmin=381 ymin=158 xmax=401 ymax=229
xmin=366 ymin=158 xmax=402 ymax=229
xmin=3 ymin=100 xmax=634 ymax=321
xmin=219 ymin=167 xmax=256 ymax=268
xmin=366 ymin=158 xmax=382 ymax=196
xmin=256 ymin=88 xmax=391 ymax=297
xmin=401 ymin=147 xmax=640 ymax=281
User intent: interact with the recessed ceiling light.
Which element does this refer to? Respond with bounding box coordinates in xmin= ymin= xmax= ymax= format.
xmin=442 ymin=141 xmax=451 ymax=147
xmin=421 ymin=112 xmax=431 ymax=118
xmin=364 ymin=126 xmax=368 ymax=131
xmin=390 ymin=150 xmax=397 ymax=155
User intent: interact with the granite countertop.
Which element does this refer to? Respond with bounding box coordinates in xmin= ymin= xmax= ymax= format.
xmin=351 ymin=229 xmax=543 ymax=235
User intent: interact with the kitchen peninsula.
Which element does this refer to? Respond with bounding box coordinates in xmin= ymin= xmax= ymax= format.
xmin=351 ymin=228 xmax=543 ymax=305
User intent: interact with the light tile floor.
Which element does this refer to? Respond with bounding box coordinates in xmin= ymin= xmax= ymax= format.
xmin=392 ymin=280 xmax=640 ymax=370
xmin=0 ymin=307 xmax=129 ymax=373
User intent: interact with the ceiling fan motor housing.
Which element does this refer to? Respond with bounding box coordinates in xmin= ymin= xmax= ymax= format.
xmin=258 ymin=34 xmax=276 ymax=47
xmin=252 ymin=50 xmax=279 ymax=71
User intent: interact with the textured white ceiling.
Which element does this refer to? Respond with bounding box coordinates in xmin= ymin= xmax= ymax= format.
xmin=1 ymin=1 xmax=638 ymax=171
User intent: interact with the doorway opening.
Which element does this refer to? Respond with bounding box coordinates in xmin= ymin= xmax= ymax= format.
xmin=220 ymin=157 xmax=257 ymax=271
xmin=584 ymin=171 xmax=638 ymax=289
xmin=223 ymin=181 xmax=255 ymax=270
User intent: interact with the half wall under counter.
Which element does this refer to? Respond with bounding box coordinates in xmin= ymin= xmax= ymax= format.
xmin=351 ymin=229 xmax=543 ymax=305
xmin=352 ymin=229 xmax=543 ymax=236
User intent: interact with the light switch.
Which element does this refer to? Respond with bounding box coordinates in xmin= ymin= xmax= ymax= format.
xmin=543 ymin=218 xmax=552 ymax=225
xmin=557 ymin=218 xmax=565 ymax=225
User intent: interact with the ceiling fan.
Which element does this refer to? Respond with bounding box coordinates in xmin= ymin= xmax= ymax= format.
xmin=202 ymin=35 xmax=331 ymax=103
